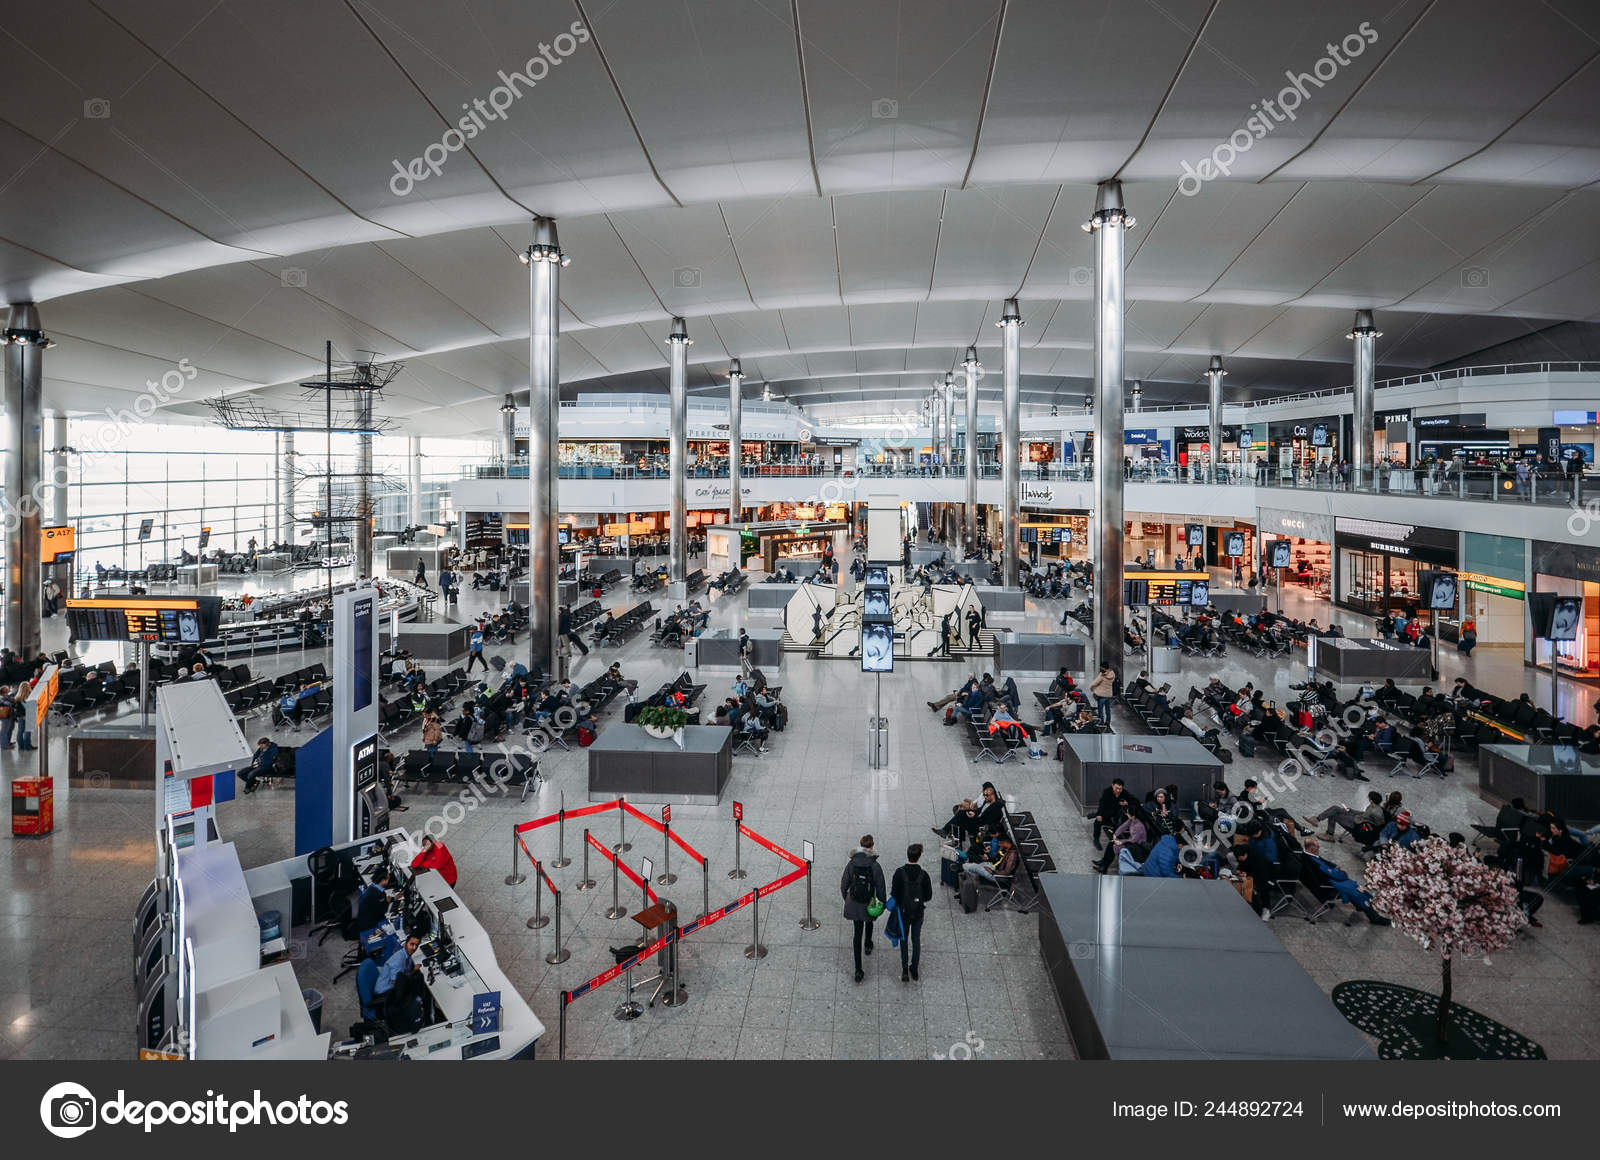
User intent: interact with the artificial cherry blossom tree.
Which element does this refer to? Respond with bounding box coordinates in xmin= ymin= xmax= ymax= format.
xmin=1364 ymin=836 xmax=1524 ymax=1047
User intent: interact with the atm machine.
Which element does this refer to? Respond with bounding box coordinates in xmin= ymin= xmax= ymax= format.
xmin=351 ymin=732 xmax=389 ymax=839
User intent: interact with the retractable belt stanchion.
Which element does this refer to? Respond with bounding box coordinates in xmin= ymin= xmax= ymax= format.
xmin=527 ymin=856 xmax=549 ymax=929
xmin=616 ymin=795 xmax=631 ymax=852
xmin=701 ymin=856 xmax=711 ymax=918
xmin=545 ymin=888 xmax=570 ymax=964
xmin=551 ymin=803 xmax=570 ymax=868
xmin=577 ymin=828 xmax=596 ymax=891
xmin=728 ymin=816 xmax=747 ymax=880
xmin=505 ymin=826 xmax=526 ymax=885
xmin=799 ymin=859 xmax=821 ymax=930
xmin=606 ymin=845 xmax=627 ymax=920
xmin=659 ymin=821 xmax=677 ymax=885
xmin=744 ymin=890 xmax=766 ymax=960
xmin=559 ymin=992 xmax=569 ymax=1060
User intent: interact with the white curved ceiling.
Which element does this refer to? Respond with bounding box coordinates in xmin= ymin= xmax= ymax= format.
xmin=4 ymin=0 xmax=1599 ymax=431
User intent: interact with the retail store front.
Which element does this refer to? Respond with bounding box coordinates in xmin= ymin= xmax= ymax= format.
xmin=1334 ymin=517 xmax=1458 ymax=624
xmin=1530 ymin=539 xmax=1600 ymax=682
xmin=1458 ymin=533 xmax=1526 ymax=647
xmin=1257 ymin=508 xmax=1332 ymax=599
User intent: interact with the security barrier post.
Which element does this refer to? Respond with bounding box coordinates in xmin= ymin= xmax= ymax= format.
xmin=728 ymin=818 xmax=747 ymax=880
xmin=551 ymin=807 xmax=570 ymax=869
xmin=505 ymin=828 xmax=526 ymax=885
xmin=799 ymin=859 xmax=820 ymax=931
xmin=605 ymin=850 xmax=627 ymax=920
xmin=701 ymin=856 xmax=711 ymax=919
xmin=577 ymin=828 xmax=596 ymax=891
xmin=659 ymin=822 xmax=677 ymax=885
xmin=558 ymin=992 xmax=568 ymax=1060
xmin=743 ymin=891 xmax=767 ymax=960
xmin=545 ymin=891 xmax=570 ymax=964
xmin=527 ymin=859 xmax=549 ymax=929
xmin=616 ymin=796 xmax=631 ymax=852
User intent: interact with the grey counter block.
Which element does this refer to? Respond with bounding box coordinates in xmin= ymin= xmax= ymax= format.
xmin=1059 ymin=733 xmax=1221 ymax=812
xmin=587 ymin=724 xmax=733 ymax=805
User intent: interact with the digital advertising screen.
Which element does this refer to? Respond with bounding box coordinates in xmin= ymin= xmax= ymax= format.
xmin=1270 ymin=540 xmax=1293 ymax=569
xmin=1186 ymin=524 xmax=1205 ymax=547
xmin=861 ymin=587 xmax=891 ymax=620
xmin=1225 ymin=531 xmax=1246 ymax=558
xmin=1548 ymin=596 xmax=1582 ymax=642
xmin=861 ymin=623 xmax=894 ymax=672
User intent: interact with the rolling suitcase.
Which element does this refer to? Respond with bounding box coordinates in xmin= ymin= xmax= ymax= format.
xmin=940 ymin=847 xmax=962 ymax=889
xmin=959 ymin=875 xmax=979 ymax=914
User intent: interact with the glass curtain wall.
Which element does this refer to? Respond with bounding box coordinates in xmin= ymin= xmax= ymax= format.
xmin=1 ymin=422 xmax=491 ymax=572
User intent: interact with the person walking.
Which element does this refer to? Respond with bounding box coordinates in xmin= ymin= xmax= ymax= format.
xmin=939 ymin=611 xmax=953 ymax=656
xmin=558 ymin=604 xmax=589 ymax=656
xmin=965 ymin=605 xmax=982 ymax=649
xmin=1089 ymin=666 xmax=1116 ymax=726
xmin=891 ymin=844 xmax=933 ymax=982
xmin=414 ymin=559 xmax=427 ymax=587
xmin=466 ymin=623 xmax=488 ymax=673
xmin=840 ymin=835 xmax=886 ymax=984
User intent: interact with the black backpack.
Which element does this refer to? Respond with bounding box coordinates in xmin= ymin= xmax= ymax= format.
xmin=899 ymin=866 xmax=929 ymax=922
xmin=849 ymin=862 xmax=874 ymax=905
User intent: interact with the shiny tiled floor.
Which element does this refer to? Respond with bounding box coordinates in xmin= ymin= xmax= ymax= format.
xmin=3 ymin=560 xmax=1597 ymax=1060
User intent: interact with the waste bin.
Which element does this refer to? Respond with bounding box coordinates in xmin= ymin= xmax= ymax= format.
xmin=867 ymin=715 xmax=889 ymax=768
xmin=1151 ymin=643 xmax=1182 ymax=675
xmin=302 ymin=988 xmax=324 ymax=1034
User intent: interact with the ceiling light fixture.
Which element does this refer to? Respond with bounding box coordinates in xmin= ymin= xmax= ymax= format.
xmin=1082 ymin=181 xmax=1136 ymax=232
xmin=499 ymin=393 xmax=516 ymax=414
xmin=520 ymin=217 xmax=570 ymax=266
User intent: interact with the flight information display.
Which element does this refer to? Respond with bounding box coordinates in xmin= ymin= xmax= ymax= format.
xmin=1020 ymin=525 xmax=1072 ymax=544
xmin=1124 ymin=571 xmax=1210 ymax=608
xmin=65 ymin=597 xmax=224 ymax=644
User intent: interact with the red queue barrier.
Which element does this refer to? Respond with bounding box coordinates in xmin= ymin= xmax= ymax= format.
xmin=619 ymin=798 xmax=707 ymax=864
xmin=515 ymin=796 xmax=620 ymax=834
xmin=739 ymin=823 xmax=805 ymax=870
xmin=585 ymin=830 xmax=660 ymax=906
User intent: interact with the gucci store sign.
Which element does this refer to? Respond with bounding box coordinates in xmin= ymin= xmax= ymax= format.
xmin=1257 ymin=507 xmax=1333 ymax=543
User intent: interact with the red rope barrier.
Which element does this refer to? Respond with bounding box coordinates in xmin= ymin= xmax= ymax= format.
xmin=514 ymin=796 xmax=620 ymax=834
xmin=619 ymin=798 xmax=664 ymax=833
xmin=757 ymin=865 xmax=808 ymax=899
xmin=667 ymin=828 xmax=704 ymax=864
xmin=585 ymin=831 xmax=659 ymax=904
xmin=739 ymin=823 xmax=806 ymax=869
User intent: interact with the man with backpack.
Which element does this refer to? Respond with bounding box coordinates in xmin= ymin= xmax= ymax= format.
xmin=466 ymin=623 xmax=488 ymax=673
xmin=840 ymin=836 xmax=886 ymax=984
xmin=890 ymin=845 xmax=933 ymax=982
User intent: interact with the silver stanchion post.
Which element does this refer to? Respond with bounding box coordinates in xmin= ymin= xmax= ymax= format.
xmin=743 ymin=891 xmax=767 ymax=960
xmin=605 ymin=851 xmax=627 ymax=920
xmin=545 ymin=891 xmax=570 ymax=964
xmin=504 ymin=829 xmax=526 ymax=886
xmin=527 ymin=860 xmax=549 ymax=929
xmin=558 ymin=994 xmax=567 ymax=1061
xmin=659 ymin=823 xmax=677 ymax=885
xmin=551 ymin=808 xmax=570 ymax=869
xmin=799 ymin=860 xmax=820 ymax=931
xmin=728 ymin=819 xmax=747 ymax=880
xmin=576 ymin=829 xmax=596 ymax=891
xmin=615 ymin=798 xmax=631 ymax=852
xmin=701 ymin=856 xmax=711 ymax=919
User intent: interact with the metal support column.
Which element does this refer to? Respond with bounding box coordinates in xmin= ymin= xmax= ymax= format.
xmin=4 ymin=303 xmax=46 ymax=657
xmin=963 ymin=347 xmax=980 ymax=554
xmin=1206 ymin=356 xmax=1226 ymax=483
xmin=48 ymin=412 xmax=69 ymax=589
xmin=524 ymin=217 xmax=567 ymax=683
xmin=728 ymin=359 xmax=744 ymax=525
xmin=997 ymin=299 xmax=1023 ymax=587
xmin=407 ymin=435 xmax=422 ymax=528
xmin=1349 ymin=310 xmax=1380 ymax=487
xmin=666 ymin=316 xmax=691 ymax=587
xmin=355 ymin=391 xmax=373 ymax=577
xmin=1087 ymin=182 xmax=1135 ymax=680
xmin=280 ymin=430 xmax=296 ymax=545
